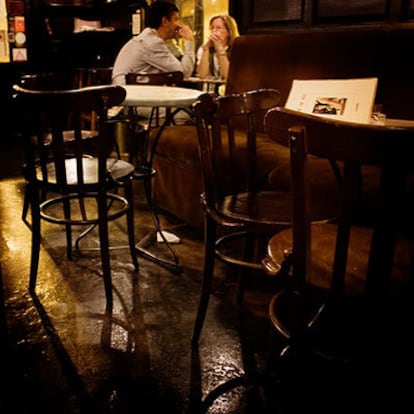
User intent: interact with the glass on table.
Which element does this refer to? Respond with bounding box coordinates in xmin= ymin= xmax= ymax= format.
xmin=371 ymin=103 xmax=386 ymax=125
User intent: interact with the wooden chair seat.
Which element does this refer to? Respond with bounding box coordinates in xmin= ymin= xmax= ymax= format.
xmin=264 ymin=224 xmax=414 ymax=297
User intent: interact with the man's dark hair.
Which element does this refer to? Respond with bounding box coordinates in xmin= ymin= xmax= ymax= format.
xmin=147 ymin=1 xmax=179 ymax=29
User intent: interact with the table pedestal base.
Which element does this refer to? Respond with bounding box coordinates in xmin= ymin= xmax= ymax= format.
xmin=135 ymin=229 xmax=182 ymax=274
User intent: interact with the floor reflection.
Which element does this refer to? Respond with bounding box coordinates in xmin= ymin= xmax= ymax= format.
xmin=0 ymin=169 xmax=276 ymax=413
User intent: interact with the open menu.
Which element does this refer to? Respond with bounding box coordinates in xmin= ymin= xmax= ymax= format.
xmin=285 ymin=78 xmax=378 ymax=124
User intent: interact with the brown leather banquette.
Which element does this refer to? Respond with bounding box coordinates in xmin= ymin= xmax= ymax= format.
xmin=150 ymin=28 xmax=414 ymax=231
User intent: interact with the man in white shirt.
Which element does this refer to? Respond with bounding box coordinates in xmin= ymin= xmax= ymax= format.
xmin=112 ymin=0 xmax=195 ymax=85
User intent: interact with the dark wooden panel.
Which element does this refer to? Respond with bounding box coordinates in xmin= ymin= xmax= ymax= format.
xmin=317 ymin=0 xmax=388 ymax=18
xmin=253 ymin=0 xmax=303 ymax=23
xmin=314 ymin=0 xmax=389 ymax=24
xmin=230 ymin=0 xmax=407 ymax=33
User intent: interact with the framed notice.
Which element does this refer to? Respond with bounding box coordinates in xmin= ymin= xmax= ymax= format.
xmin=285 ymin=78 xmax=378 ymax=123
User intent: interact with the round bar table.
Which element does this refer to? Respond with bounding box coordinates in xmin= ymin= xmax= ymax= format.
xmin=120 ymin=84 xmax=202 ymax=273
xmin=122 ymin=84 xmax=202 ymax=107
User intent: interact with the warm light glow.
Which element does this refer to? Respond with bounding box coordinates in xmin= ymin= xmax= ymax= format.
xmin=179 ymin=0 xmax=229 ymax=45
xmin=0 ymin=178 xmax=73 ymax=299
xmin=202 ymin=0 xmax=229 ymax=44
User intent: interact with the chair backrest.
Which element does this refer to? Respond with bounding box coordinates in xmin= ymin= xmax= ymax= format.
xmin=125 ymin=71 xmax=184 ymax=86
xmin=192 ymin=89 xmax=281 ymax=207
xmin=18 ymin=71 xmax=78 ymax=90
xmin=19 ymin=68 xmax=113 ymax=90
xmin=264 ymin=106 xmax=414 ymax=298
xmin=13 ymin=84 xmax=126 ymax=191
xmin=73 ymin=67 xmax=113 ymax=88
xmin=18 ymin=69 xmax=116 ymax=131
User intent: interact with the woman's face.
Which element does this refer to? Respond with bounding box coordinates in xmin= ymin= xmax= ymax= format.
xmin=210 ymin=17 xmax=229 ymax=44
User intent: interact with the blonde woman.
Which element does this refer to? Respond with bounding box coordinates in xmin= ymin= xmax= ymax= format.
xmin=196 ymin=14 xmax=240 ymax=82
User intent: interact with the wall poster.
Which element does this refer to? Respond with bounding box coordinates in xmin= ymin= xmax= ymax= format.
xmin=4 ymin=0 xmax=27 ymax=62
xmin=0 ymin=0 xmax=9 ymax=62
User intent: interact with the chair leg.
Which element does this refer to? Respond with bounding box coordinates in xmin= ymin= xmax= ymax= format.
xmin=125 ymin=179 xmax=139 ymax=270
xmin=22 ymin=184 xmax=30 ymax=225
xmin=22 ymin=184 xmax=44 ymax=229
xmin=29 ymin=197 xmax=41 ymax=293
xmin=98 ymin=195 xmax=113 ymax=311
xmin=236 ymin=235 xmax=257 ymax=305
xmin=191 ymin=216 xmax=216 ymax=347
xmin=143 ymin=174 xmax=180 ymax=267
xmin=62 ymin=196 xmax=73 ymax=260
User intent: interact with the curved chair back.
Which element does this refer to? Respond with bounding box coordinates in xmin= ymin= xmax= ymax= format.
xmin=17 ymin=68 xmax=121 ymax=138
xmin=125 ymin=71 xmax=184 ymax=86
xmin=18 ymin=71 xmax=78 ymax=90
xmin=19 ymin=68 xmax=113 ymax=90
xmin=193 ymin=89 xmax=282 ymax=210
xmin=14 ymin=83 xmax=125 ymax=161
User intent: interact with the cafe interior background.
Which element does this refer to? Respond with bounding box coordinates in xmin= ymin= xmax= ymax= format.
xmin=2 ymin=0 xmax=414 ymax=413
xmin=0 ymin=0 xmax=229 ymax=127
xmin=1 ymin=0 xmax=414 ymax=97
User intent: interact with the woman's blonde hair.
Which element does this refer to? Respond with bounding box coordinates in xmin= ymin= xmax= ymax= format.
xmin=209 ymin=14 xmax=240 ymax=50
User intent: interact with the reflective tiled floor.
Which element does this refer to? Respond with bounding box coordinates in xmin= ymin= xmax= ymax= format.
xmin=0 ymin=133 xmax=280 ymax=413
xmin=1 ymin=132 xmax=414 ymax=414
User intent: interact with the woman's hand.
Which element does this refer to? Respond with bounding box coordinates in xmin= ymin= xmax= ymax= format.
xmin=198 ymin=30 xmax=229 ymax=80
xmin=208 ymin=30 xmax=227 ymax=54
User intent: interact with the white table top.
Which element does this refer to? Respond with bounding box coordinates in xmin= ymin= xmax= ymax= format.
xmin=121 ymin=84 xmax=203 ymax=107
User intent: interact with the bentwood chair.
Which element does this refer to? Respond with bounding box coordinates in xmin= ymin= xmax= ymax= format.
xmin=191 ymin=90 xmax=339 ymax=346
xmin=18 ymin=68 xmax=125 ymax=225
xmin=13 ymin=83 xmax=139 ymax=309
xmin=262 ymin=107 xmax=414 ymax=404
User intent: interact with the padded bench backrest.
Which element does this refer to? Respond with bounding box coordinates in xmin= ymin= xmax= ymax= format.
xmin=375 ymin=29 xmax=414 ymax=120
xmin=225 ymin=29 xmax=385 ymax=131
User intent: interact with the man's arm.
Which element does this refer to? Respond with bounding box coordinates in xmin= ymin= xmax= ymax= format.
xmin=177 ymin=25 xmax=195 ymax=77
